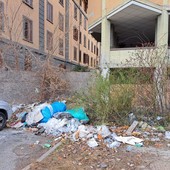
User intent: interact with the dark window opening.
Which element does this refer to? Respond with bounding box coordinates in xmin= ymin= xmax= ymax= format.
xmin=74 ymin=47 xmax=77 ymax=61
xmin=47 ymin=1 xmax=53 ymax=23
xmin=59 ymin=13 xmax=64 ymax=31
xmin=73 ymin=26 xmax=78 ymax=41
xmin=23 ymin=16 xmax=33 ymax=42
xmin=83 ymin=53 xmax=89 ymax=65
xmin=74 ymin=5 xmax=77 ymax=20
xmin=79 ymin=50 xmax=81 ymax=62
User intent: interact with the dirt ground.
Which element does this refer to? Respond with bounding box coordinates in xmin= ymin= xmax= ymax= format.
xmin=30 ymin=139 xmax=170 ymax=170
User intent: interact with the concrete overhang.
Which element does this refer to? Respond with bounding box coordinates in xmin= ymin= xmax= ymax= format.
xmin=107 ymin=1 xmax=162 ymax=20
xmin=107 ymin=1 xmax=162 ymax=46
xmin=89 ymin=1 xmax=162 ymax=38
xmin=88 ymin=19 xmax=102 ymax=33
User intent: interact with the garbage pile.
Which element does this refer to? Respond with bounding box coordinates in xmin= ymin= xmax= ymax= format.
xmin=9 ymin=101 xmax=170 ymax=150
xmin=8 ymin=101 xmax=145 ymax=149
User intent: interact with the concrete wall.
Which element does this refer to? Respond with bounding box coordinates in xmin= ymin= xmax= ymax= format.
xmin=0 ymin=70 xmax=94 ymax=104
xmin=0 ymin=70 xmax=40 ymax=104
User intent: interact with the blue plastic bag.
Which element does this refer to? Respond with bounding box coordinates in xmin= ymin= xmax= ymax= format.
xmin=40 ymin=101 xmax=66 ymax=123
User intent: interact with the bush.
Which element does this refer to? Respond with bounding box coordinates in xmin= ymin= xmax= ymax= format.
xmin=74 ymin=73 xmax=134 ymax=125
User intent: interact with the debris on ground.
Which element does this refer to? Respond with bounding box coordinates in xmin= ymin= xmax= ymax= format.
xmin=7 ymin=101 xmax=170 ymax=152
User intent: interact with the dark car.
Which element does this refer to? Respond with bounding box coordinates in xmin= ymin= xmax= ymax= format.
xmin=0 ymin=101 xmax=13 ymax=130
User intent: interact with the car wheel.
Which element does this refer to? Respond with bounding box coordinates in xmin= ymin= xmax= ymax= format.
xmin=0 ymin=112 xmax=6 ymax=130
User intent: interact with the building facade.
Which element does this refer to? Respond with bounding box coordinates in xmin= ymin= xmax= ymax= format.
xmin=88 ymin=0 xmax=170 ymax=71
xmin=0 ymin=0 xmax=100 ymax=69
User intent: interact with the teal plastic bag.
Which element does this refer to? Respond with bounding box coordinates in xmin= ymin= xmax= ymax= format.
xmin=65 ymin=108 xmax=89 ymax=122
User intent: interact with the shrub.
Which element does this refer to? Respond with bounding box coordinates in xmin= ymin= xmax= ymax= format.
xmin=75 ymin=73 xmax=134 ymax=125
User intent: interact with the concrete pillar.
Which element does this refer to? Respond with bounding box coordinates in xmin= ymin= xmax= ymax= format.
xmin=155 ymin=9 xmax=168 ymax=47
xmin=101 ymin=0 xmax=111 ymax=77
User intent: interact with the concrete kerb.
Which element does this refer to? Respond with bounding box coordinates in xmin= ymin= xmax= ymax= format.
xmin=22 ymin=141 xmax=62 ymax=170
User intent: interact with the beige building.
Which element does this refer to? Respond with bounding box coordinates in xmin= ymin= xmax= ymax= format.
xmin=0 ymin=0 xmax=100 ymax=69
xmin=88 ymin=0 xmax=170 ymax=73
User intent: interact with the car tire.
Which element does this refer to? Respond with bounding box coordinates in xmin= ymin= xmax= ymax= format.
xmin=0 ymin=112 xmax=6 ymax=131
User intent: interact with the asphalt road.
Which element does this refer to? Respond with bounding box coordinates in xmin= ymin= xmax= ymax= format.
xmin=0 ymin=128 xmax=50 ymax=170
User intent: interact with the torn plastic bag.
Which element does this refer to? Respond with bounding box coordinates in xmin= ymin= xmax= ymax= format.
xmin=64 ymin=107 xmax=89 ymax=123
xmin=40 ymin=101 xmax=66 ymax=123
xmin=26 ymin=103 xmax=48 ymax=125
xmin=114 ymin=136 xmax=144 ymax=146
xmin=97 ymin=125 xmax=111 ymax=138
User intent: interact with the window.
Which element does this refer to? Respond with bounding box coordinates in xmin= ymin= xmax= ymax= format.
xmin=91 ymin=42 xmax=93 ymax=52
xmin=73 ymin=26 xmax=78 ymax=41
xmin=79 ymin=13 xmax=82 ymax=25
xmin=0 ymin=2 xmax=4 ymax=32
xmin=23 ymin=16 xmax=33 ymax=42
xmin=84 ymin=17 xmax=86 ymax=30
xmin=79 ymin=50 xmax=81 ymax=62
xmin=23 ymin=0 xmax=33 ymax=7
xmin=80 ymin=0 xmax=82 ymax=6
xmin=94 ymin=45 xmax=96 ymax=54
xmin=79 ymin=32 xmax=82 ymax=44
xmin=94 ymin=59 xmax=96 ymax=67
xmin=74 ymin=47 xmax=77 ymax=61
xmin=47 ymin=1 xmax=53 ymax=23
xmin=59 ymin=0 xmax=64 ymax=6
xmin=74 ymin=5 xmax=77 ymax=20
xmin=84 ymin=35 xmax=86 ymax=48
xmin=59 ymin=38 xmax=64 ymax=56
xmin=47 ymin=30 xmax=53 ymax=51
xmin=59 ymin=13 xmax=64 ymax=31
xmin=83 ymin=53 xmax=89 ymax=65
xmin=97 ymin=47 xmax=99 ymax=56
xmin=88 ymin=40 xmax=90 ymax=50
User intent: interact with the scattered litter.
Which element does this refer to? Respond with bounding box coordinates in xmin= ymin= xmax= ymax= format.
xmin=87 ymin=138 xmax=98 ymax=148
xmin=157 ymin=116 xmax=163 ymax=121
xmin=34 ymin=141 xmax=40 ymax=145
xmin=97 ymin=125 xmax=111 ymax=138
xmin=114 ymin=136 xmax=144 ymax=146
xmin=43 ymin=143 xmax=51 ymax=148
xmin=107 ymin=141 xmax=121 ymax=149
xmin=128 ymin=112 xmax=136 ymax=124
xmin=126 ymin=121 xmax=138 ymax=136
xmin=10 ymin=100 xmax=170 ymax=151
xmin=126 ymin=145 xmax=133 ymax=152
xmin=11 ymin=122 xmax=24 ymax=129
xmin=156 ymin=126 xmax=165 ymax=132
xmin=165 ymin=131 xmax=170 ymax=139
